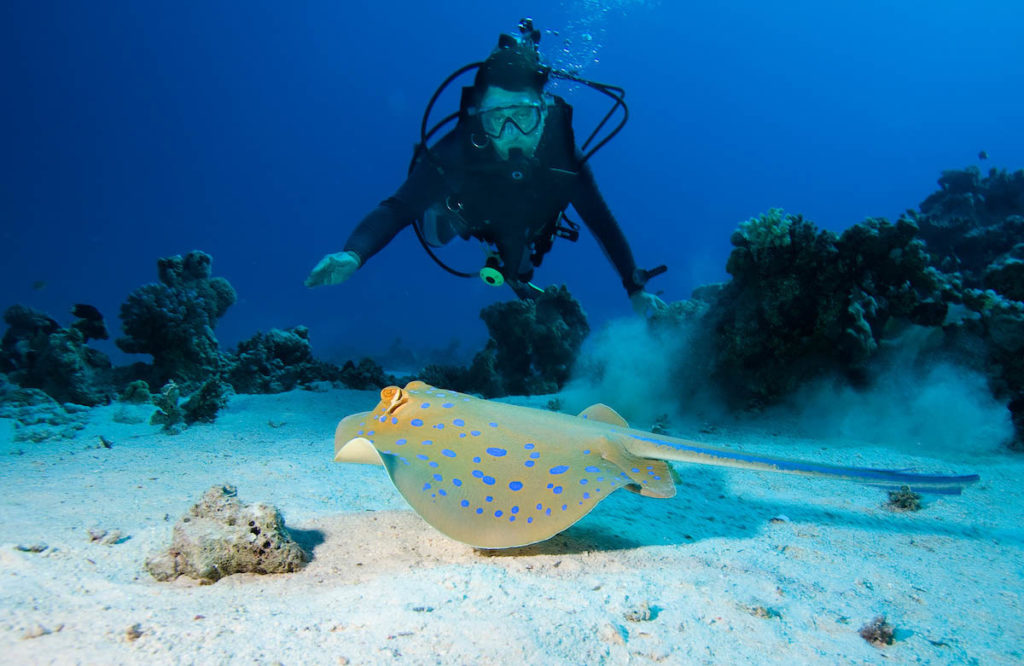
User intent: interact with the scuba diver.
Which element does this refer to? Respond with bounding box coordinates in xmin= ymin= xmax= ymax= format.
xmin=306 ymin=19 xmax=667 ymax=315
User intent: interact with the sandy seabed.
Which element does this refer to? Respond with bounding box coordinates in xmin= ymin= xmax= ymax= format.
xmin=1 ymin=387 xmax=1021 ymax=665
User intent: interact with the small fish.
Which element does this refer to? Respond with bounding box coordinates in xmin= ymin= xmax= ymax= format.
xmin=32 ymin=280 xmax=47 ymax=291
xmin=333 ymin=382 xmax=980 ymax=549
xmin=978 ymin=150 xmax=988 ymax=160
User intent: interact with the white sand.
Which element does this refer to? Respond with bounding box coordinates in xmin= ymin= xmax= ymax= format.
xmin=1 ymin=386 xmax=1021 ymax=665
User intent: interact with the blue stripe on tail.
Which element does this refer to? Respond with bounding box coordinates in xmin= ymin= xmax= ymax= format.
xmin=630 ymin=435 xmax=980 ymax=495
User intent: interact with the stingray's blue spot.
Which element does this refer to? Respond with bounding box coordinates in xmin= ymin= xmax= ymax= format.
xmin=463 ymin=398 xmax=470 ymax=401
xmin=416 ymin=454 xmax=429 ymax=461
xmin=527 ymin=517 xmax=533 ymax=523
xmin=399 ymin=456 xmax=409 ymax=465
xmin=482 ymin=476 xmax=495 ymax=485
xmin=433 ymin=474 xmax=443 ymax=482
xmin=524 ymin=443 xmax=535 ymax=449
xmin=580 ymin=479 xmax=588 ymax=485
xmin=439 ymin=489 xmax=447 ymax=496
xmin=422 ymin=483 xmax=431 ymax=490
xmin=461 ymin=499 xmax=469 ymax=507
xmin=547 ymin=483 xmax=553 ymax=489
xmin=495 ymin=510 xmax=503 ymax=517
xmin=442 ymin=449 xmax=456 ymax=458
xmin=470 ymin=430 xmax=481 ymax=437
xmin=585 ymin=466 xmax=600 ymax=473
xmin=553 ymin=486 xmax=563 ymax=494
xmin=550 ymin=465 xmax=569 ymax=475
xmin=536 ymin=503 xmax=543 ymax=510
xmin=472 ymin=470 xmax=483 ymax=478
xmin=583 ymin=449 xmax=591 ymax=455
xmin=377 ymin=416 xmax=385 ymax=423
xmin=476 ymin=508 xmax=483 ymax=514
xmin=442 ymin=403 xmax=454 ymax=409
xmin=631 ymin=467 xmax=640 ymax=473
xmin=410 ymin=419 xmax=424 ymax=427
xmin=421 ymin=403 xmax=430 ymax=409
xmin=459 ymin=433 xmax=467 ymax=438
xmin=509 ymin=515 xmax=516 ymax=522
xmin=489 ymin=422 xmax=498 ymax=428
xmin=595 ymin=488 xmax=602 ymax=492
xmin=509 ymin=481 xmax=523 ymax=491
xmin=546 ymin=508 xmax=551 ymax=516
xmin=530 ymin=452 xmax=540 ymax=459
xmin=452 ymin=478 xmax=462 ymax=487
xmin=421 ymin=439 xmax=433 ymax=446
xmin=511 ymin=506 xmax=519 ymax=514
xmin=433 ymin=424 xmax=444 ymax=430
xmin=453 ymin=418 xmax=465 ymax=427
xmin=562 ymin=504 xmax=568 ymax=511
xmin=597 ymin=477 xmax=605 ymax=482
xmin=428 ymin=461 xmax=438 ymax=468
xmin=583 ymin=492 xmax=590 ymax=499
xmin=653 ymin=475 xmax=661 ymax=480
xmin=395 ymin=438 xmax=407 ymax=446
xmin=391 ymin=417 xmax=398 ymax=425
xmin=357 ymin=430 xmax=364 ymax=436
xmin=486 ymin=447 xmax=507 ymax=457
xmin=473 ymin=456 xmax=481 ymax=463
xmin=486 ymin=496 xmax=493 ymax=502
xmin=524 ymin=461 xmax=535 ymax=468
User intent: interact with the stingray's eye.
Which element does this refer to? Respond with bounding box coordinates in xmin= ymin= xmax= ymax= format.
xmin=381 ymin=387 xmax=398 ymax=401
xmin=384 ymin=387 xmax=409 ymax=415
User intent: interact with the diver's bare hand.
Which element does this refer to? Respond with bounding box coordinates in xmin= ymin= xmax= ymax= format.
xmin=305 ymin=250 xmax=361 ymax=287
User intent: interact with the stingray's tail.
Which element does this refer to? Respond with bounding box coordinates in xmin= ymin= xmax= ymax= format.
xmin=625 ymin=434 xmax=980 ymax=495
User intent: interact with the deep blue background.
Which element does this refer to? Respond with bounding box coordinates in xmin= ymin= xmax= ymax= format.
xmin=2 ymin=1 xmax=1022 ymax=366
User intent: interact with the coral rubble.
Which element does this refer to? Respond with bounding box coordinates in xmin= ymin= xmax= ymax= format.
xmin=145 ymin=485 xmax=308 ymax=583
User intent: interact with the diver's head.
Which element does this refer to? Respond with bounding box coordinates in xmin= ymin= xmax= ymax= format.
xmin=473 ymin=18 xmax=550 ymax=93
xmin=475 ymin=86 xmax=548 ymax=160
xmin=471 ymin=20 xmax=551 ymax=160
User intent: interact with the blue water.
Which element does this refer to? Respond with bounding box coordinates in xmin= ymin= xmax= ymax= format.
xmin=2 ymin=0 xmax=1022 ymax=364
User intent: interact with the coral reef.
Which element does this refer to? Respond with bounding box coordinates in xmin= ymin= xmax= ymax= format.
xmin=150 ymin=381 xmax=185 ymax=433
xmin=417 ymin=286 xmax=589 ymax=397
xmin=117 ymin=251 xmax=236 ymax=385
xmin=227 ymin=327 xmax=346 ymax=393
xmin=709 ymin=210 xmax=945 ymax=404
xmin=0 ymin=376 xmax=89 ymax=442
xmin=911 ymin=168 xmax=1024 ymax=448
xmin=0 ymin=305 xmax=113 ymax=406
xmin=145 ymin=484 xmax=308 ymax=583
xmin=182 ymin=377 xmax=232 ymax=425
xmin=914 ymin=167 xmax=1024 ymax=284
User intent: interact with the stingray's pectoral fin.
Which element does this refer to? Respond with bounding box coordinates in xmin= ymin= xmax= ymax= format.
xmin=624 ymin=434 xmax=980 ymax=495
xmin=598 ymin=438 xmax=678 ymax=498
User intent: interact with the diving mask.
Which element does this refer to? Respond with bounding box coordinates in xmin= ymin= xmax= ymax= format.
xmin=478 ymin=103 xmax=543 ymax=138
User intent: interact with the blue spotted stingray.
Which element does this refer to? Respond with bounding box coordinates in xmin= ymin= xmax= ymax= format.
xmin=333 ymin=381 xmax=980 ymax=549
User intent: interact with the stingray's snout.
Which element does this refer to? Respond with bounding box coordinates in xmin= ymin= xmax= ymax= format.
xmin=334 ymin=437 xmax=383 ymax=465
xmin=334 ymin=412 xmax=383 ymax=465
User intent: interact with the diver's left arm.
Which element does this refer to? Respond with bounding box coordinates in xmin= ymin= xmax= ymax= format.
xmin=570 ymin=160 xmax=666 ymax=315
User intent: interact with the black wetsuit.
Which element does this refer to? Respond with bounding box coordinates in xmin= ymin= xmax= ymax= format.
xmin=343 ymin=95 xmax=645 ymax=295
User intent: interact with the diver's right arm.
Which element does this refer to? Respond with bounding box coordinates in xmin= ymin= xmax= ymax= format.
xmin=305 ymin=152 xmax=447 ymax=288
